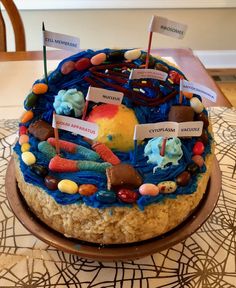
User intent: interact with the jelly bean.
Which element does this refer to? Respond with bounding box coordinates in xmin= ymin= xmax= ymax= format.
xmin=58 ymin=179 xmax=78 ymax=194
xmin=75 ymin=58 xmax=91 ymax=71
xmin=32 ymin=83 xmax=48 ymax=95
xmin=19 ymin=126 xmax=28 ymax=136
xmin=25 ymin=92 xmax=38 ymax=109
xmin=196 ymin=112 xmax=209 ymax=128
xmin=21 ymin=151 xmax=36 ymax=166
xmin=169 ymin=70 xmax=184 ymax=84
xmin=176 ymin=171 xmax=191 ymax=186
xmin=44 ymin=175 xmax=59 ymax=190
xmin=117 ymin=189 xmax=138 ymax=203
xmin=183 ymin=91 xmax=193 ymax=99
xmin=21 ymin=143 xmax=31 ymax=153
xmin=61 ymin=61 xmax=75 ymax=75
xmin=155 ymin=63 xmax=169 ymax=73
xmin=199 ymin=129 xmax=208 ymax=145
xmin=158 ymin=181 xmax=177 ymax=194
xmin=187 ymin=163 xmax=199 ymax=175
xmin=139 ymin=183 xmax=159 ymax=196
xmin=192 ymin=155 xmax=204 ymax=167
xmin=30 ymin=164 xmax=48 ymax=177
xmin=19 ymin=134 xmax=29 ymax=145
xmin=107 ymin=51 xmax=124 ymax=62
xmin=21 ymin=110 xmax=34 ymax=123
xmin=193 ymin=141 xmax=205 ymax=155
xmin=95 ymin=190 xmax=116 ymax=203
xmin=190 ymin=97 xmax=204 ymax=114
xmin=78 ymin=184 xmax=98 ymax=196
xmin=124 ymin=49 xmax=141 ymax=61
xmin=91 ymin=53 xmax=106 ymax=65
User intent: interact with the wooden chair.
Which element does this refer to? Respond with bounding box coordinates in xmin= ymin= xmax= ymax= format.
xmin=0 ymin=0 xmax=26 ymax=51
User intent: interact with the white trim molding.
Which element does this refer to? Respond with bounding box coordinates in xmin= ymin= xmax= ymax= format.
xmin=13 ymin=0 xmax=236 ymax=10
xmin=194 ymin=50 xmax=236 ymax=69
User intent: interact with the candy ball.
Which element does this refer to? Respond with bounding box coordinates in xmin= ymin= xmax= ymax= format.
xmin=21 ymin=151 xmax=36 ymax=166
xmin=19 ymin=134 xmax=29 ymax=145
xmin=21 ymin=143 xmax=31 ymax=153
xmin=193 ymin=141 xmax=205 ymax=155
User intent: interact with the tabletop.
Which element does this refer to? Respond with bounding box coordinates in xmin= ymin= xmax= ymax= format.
xmin=0 ymin=107 xmax=236 ymax=287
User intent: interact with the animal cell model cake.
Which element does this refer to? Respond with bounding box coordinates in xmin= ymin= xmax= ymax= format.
xmin=13 ymin=48 xmax=214 ymax=244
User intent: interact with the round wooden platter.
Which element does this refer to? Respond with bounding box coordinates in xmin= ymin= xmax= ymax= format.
xmin=5 ymin=157 xmax=221 ymax=261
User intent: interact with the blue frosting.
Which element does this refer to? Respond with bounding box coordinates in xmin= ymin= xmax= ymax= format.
xmin=15 ymin=48 xmax=212 ymax=209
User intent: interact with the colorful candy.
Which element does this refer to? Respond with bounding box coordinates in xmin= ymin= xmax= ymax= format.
xmin=30 ymin=164 xmax=48 ymax=177
xmin=158 ymin=181 xmax=177 ymax=194
xmin=169 ymin=70 xmax=184 ymax=84
xmin=91 ymin=53 xmax=106 ymax=65
xmin=139 ymin=183 xmax=160 ymax=196
xmin=58 ymin=179 xmax=78 ymax=194
xmin=21 ymin=110 xmax=34 ymax=123
xmin=32 ymin=83 xmax=48 ymax=95
xmin=19 ymin=126 xmax=28 ymax=136
xmin=117 ymin=189 xmax=138 ymax=203
xmin=176 ymin=171 xmax=191 ymax=186
xmin=124 ymin=49 xmax=141 ymax=61
xmin=19 ymin=134 xmax=29 ymax=145
xmin=190 ymin=97 xmax=204 ymax=114
xmin=38 ymin=141 xmax=57 ymax=160
xmin=21 ymin=151 xmax=36 ymax=166
xmin=192 ymin=155 xmax=204 ymax=167
xmin=95 ymin=190 xmax=117 ymax=203
xmin=75 ymin=58 xmax=91 ymax=71
xmin=61 ymin=61 xmax=75 ymax=75
xmin=107 ymin=51 xmax=124 ymax=62
xmin=28 ymin=120 xmax=54 ymax=141
xmin=78 ymin=184 xmax=98 ymax=196
xmin=193 ymin=141 xmax=205 ymax=155
xmin=24 ymin=92 xmax=38 ymax=109
xmin=92 ymin=142 xmax=120 ymax=165
xmin=21 ymin=143 xmax=31 ymax=153
xmin=44 ymin=175 xmax=59 ymax=190
xmin=187 ymin=163 xmax=199 ymax=175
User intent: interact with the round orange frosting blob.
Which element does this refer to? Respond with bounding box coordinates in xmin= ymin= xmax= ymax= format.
xmin=87 ymin=104 xmax=139 ymax=152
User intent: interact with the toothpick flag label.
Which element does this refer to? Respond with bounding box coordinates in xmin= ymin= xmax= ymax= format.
xmin=52 ymin=114 xmax=98 ymax=140
xmin=181 ymin=79 xmax=217 ymax=102
xmin=134 ymin=121 xmax=203 ymax=140
xmin=148 ymin=16 xmax=188 ymax=39
xmin=43 ymin=30 xmax=80 ymax=51
xmin=86 ymin=87 xmax=123 ymax=105
xmin=129 ymin=69 xmax=168 ymax=81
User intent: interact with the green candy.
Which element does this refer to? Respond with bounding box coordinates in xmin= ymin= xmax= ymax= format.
xmin=77 ymin=161 xmax=111 ymax=173
xmin=38 ymin=141 xmax=57 ymax=160
xmin=24 ymin=92 xmax=38 ymax=109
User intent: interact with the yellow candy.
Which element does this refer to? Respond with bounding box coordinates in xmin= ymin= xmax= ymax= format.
xmin=32 ymin=83 xmax=48 ymax=95
xmin=21 ymin=143 xmax=31 ymax=152
xmin=58 ymin=179 xmax=78 ymax=194
xmin=21 ymin=110 xmax=34 ymax=123
xmin=19 ymin=134 xmax=29 ymax=145
xmin=21 ymin=151 xmax=36 ymax=166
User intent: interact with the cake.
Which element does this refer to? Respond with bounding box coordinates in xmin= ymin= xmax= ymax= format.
xmin=13 ymin=48 xmax=214 ymax=244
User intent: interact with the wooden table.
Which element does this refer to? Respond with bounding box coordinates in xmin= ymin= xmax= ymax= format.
xmin=0 ymin=48 xmax=232 ymax=108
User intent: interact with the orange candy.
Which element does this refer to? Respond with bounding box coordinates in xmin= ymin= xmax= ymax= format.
xmin=183 ymin=91 xmax=193 ymax=99
xmin=32 ymin=83 xmax=48 ymax=95
xmin=78 ymin=184 xmax=98 ymax=196
xmin=21 ymin=110 xmax=34 ymax=123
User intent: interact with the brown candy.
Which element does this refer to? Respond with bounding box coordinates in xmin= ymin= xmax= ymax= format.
xmin=28 ymin=120 xmax=54 ymax=141
xmin=176 ymin=171 xmax=191 ymax=186
xmin=106 ymin=163 xmax=143 ymax=190
xmin=78 ymin=184 xmax=98 ymax=196
xmin=168 ymin=106 xmax=194 ymax=123
xmin=44 ymin=175 xmax=59 ymax=190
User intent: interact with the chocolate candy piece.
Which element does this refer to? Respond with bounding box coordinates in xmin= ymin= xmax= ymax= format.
xmin=196 ymin=112 xmax=209 ymax=128
xmin=117 ymin=189 xmax=138 ymax=203
xmin=28 ymin=120 xmax=54 ymax=141
xmin=96 ymin=190 xmax=117 ymax=203
xmin=44 ymin=175 xmax=59 ymax=190
xmin=186 ymin=163 xmax=199 ymax=175
xmin=176 ymin=171 xmax=191 ymax=186
xmin=30 ymin=164 xmax=48 ymax=177
xmin=106 ymin=164 xmax=143 ymax=190
xmin=168 ymin=106 xmax=194 ymax=123
xmin=155 ymin=63 xmax=169 ymax=73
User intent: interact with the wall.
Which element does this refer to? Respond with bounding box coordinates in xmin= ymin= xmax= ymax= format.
xmin=4 ymin=8 xmax=236 ymax=51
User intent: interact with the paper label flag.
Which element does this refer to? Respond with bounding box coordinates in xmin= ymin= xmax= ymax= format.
xmin=148 ymin=15 xmax=188 ymax=39
xmin=86 ymin=87 xmax=123 ymax=105
xmin=43 ymin=30 xmax=80 ymax=51
xmin=52 ymin=114 xmax=98 ymax=140
xmin=129 ymin=69 xmax=168 ymax=81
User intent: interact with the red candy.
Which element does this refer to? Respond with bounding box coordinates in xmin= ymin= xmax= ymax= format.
xmin=92 ymin=142 xmax=121 ymax=165
xmin=193 ymin=141 xmax=205 ymax=155
xmin=49 ymin=156 xmax=77 ymax=172
xmin=47 ymin=138 xmax=77 ymax=153
xmin=117 ymin=189 xmax=138 ymax=203
xmin=19 ymin=126 xmax=28 ymax=136
xmin=75 ymin=58 xmax=91 ymax=71
xmin=169 ymin=70 xmax=184 ymax=84
xmin=61 ymin=61 xmax=75 ymax=75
